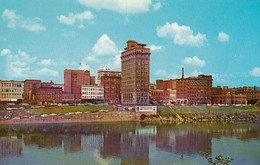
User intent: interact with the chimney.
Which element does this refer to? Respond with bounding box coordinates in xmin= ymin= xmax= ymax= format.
xmin=182 ymin=67 xmax=184 ymax=79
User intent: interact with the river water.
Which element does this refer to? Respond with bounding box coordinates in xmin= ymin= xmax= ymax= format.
xmin=0 ymin=122 xmax=259 ymax=165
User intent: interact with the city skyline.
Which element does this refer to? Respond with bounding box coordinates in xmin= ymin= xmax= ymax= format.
xmin=0 ymin=0 xmax=260 ymax=87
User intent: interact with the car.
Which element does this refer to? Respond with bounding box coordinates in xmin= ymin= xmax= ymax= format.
xmin=40 ymin=114 xmax=49 ymax=117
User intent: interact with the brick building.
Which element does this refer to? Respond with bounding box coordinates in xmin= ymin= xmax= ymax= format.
xmin=0 ymin=80 xmax=23 ymax=103
xmin=121 ymin=40 xmax=150 ymax=105
xmin=98 ymin=67 xmax=121 ymax=104
xmin=183 ymin=74 xmax=212 ymax=104
xmin=234 ymin=86 xmax=260 ymax=104
xmin=156 ymin=79 xmax=177 ymax=104
xmin=150 ymin=89 xmax=170 ymax=104
xmin=211 ymin=86 xmax=247 ymax=105
xmin=34 ymin=87 xmax=62 ymax=105
xmin=23 ymin=80 xmax=41 ymax=103
xmin=63 ymin=69 xmax=91 ymax=102
xmin=90 ymin=76 xmax=96 ymax=85
xmin=156 ymin=68 xmax=212 ymax=104
xmin=24 ymin=80 xmax=63 ymax=104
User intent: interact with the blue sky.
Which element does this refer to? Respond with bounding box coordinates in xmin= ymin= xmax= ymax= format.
xmin=0 ymin=0 xmax=259 ymax=87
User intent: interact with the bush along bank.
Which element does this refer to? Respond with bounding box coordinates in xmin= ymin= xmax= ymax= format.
xmin=178 ymin=112 xmax=260 ymax=122
xmin=138 ymin=113 xmax=182 ymax=122
xmin=139 ymin=112 xmax=260 ymax=122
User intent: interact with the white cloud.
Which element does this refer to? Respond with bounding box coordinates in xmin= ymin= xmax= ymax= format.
xmin=57 ymin=10 xmax=94 ymax=26
xmin=150 ymin=45 xmax=163 ymax=51
xmin=92 ymin=34 xmax=119 ymax=55
xmin=168 ymin=73 xmax=179 ymax=79
xmin=249 ymin=67 xmax=260 ymax=77
xmin=154 ymin=69 xmax=180 ymax=79
xmin=2 ymin=9 xmax=46 ymax=32
xmin=183 ymin=56 xmax=206 ymax=67
xmin=6 ymin=49 xmax=37 ymax=78
xmin=218 ymin=32 xmax=230 ymax=42
xmin=0 ymin=49 xmax=11 ymax=56
xmin=190 ymin=70 xmax=203 ymax=76
xmin=77 ymin=0 xmax=152 ymax=14
xmin=157 ymin=22 xmax=207 ymax=47
xmin=36 ymin=68 xmax=58 ymax=77
xmin=154 ymin=69 xmax=168 ymax=77
xmin=37 ymin=59 xmax=55 ymax=66
xmin=78 ymin=24 xmax=86 ymax=29
xmin=153 ymin=2 xmax=161 ymax=11
xmin=80 ymin=34 xmax=121 ymax=74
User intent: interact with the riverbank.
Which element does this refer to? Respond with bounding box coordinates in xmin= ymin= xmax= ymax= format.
xmin=0 ymin=105 xmax=259 ymax=124
xmin=142 ymin=105 xmax=260 ymax=122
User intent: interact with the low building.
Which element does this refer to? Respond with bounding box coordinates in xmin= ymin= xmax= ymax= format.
xmin=34 ymin=87 xmax=62 ymax=105
xmin=211 ymin=86 xmax=247 ymax=105
xmin=150 ymin=89 xmax=169 ymax=104
xmin=81 ymin=85 xmax=104 ymax=101
xmin=156 ymin=68 xmax=212 ymax=105
xmin=23 ymin=80 xmax=41 ymax=103
xmin=0 ymin=80 xmax=23 ymax=103
xmin=52 ymin=84 xmax=64 ymax=91
xmin=234 ymin=86 xmax=260 ymax=104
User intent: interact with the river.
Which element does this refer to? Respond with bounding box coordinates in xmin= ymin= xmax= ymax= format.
xmin=0 ymin=122 xmax=259 ymax=165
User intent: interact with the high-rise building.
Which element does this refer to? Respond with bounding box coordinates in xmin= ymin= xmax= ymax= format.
xmin=64 ymin=69 xmax=90 ymax=94
xmin=90 ymin=76 xmax=96 ymax=85
xmin=63 ymin=69 xmax=91 ymax=101
xmin=121 ymin=40 xmax=151 ymax=105
xmin=98 ymin=67 xmax=121 ymax=104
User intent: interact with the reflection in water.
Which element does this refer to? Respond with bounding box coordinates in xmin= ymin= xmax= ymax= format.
xmin=0 ymin=122 xmax=259 ymax=165
xmin=0 ymin=136 xmax=23 ymax=157
xmin=156 ymin=130 xmax=211 ymax=155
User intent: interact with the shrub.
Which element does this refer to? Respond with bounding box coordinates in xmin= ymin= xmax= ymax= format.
xmin=201 ymin=151 xmax=234 ymax=165
xmin=140 ymin=114 xmax=147 ymax=120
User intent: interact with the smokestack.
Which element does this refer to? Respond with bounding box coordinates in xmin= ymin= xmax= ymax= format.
xmin=182 ymin=67 xmax=184 ymax=79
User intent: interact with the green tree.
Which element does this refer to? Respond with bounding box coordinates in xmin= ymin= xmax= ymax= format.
xmin=202 ymin=151 xmax=234 ymax=165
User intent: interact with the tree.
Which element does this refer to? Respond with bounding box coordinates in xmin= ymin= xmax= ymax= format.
xmin=202 ymin=151 xmax=234 ymax=165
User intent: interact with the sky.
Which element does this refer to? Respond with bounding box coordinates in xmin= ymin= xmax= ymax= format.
xmin=0 ymin=0 xmax=259 ymax=87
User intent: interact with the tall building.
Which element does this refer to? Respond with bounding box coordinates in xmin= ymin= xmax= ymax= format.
xmin=0 ymin=80 xmax=23 ymax=103
xmin=98 ymin=67 xmax=121 ymax=104
xmin=121 ymin=40 xmax=151 ymax=105
xmin=63 ymin=69 xmax=91 ymax=101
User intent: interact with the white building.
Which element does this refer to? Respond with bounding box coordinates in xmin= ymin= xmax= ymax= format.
xmin=0 ymin=80 xmax=23 ymax=102
xmin=81 ymin=85 xmax=104 ymax=100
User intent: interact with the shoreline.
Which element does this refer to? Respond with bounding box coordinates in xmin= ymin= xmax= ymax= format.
xmin=0 ymin=111 xmax=259 ymax=125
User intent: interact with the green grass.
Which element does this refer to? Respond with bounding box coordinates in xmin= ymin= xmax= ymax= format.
xmin=29 ymin=105 xmax=113 ymax=115
xmin=158 ymin=106 xmax=174 ymax=116
xmin=157 ymin=105 xmax=260 ymax=115
xmin=174 ymin=105 xmax=260 ymax=114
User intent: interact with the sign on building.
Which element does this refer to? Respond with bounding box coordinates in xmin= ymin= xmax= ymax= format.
xmin=135 ymin=106 xmax=157 ymax=114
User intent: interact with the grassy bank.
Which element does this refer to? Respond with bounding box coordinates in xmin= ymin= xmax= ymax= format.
xmin=155 ymin=105 xmax=260 ymax=122
xmin=158 ymin=105 xmax=260 ymax=115
xmin=29 ymin=105 xmax=113 ymax=115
